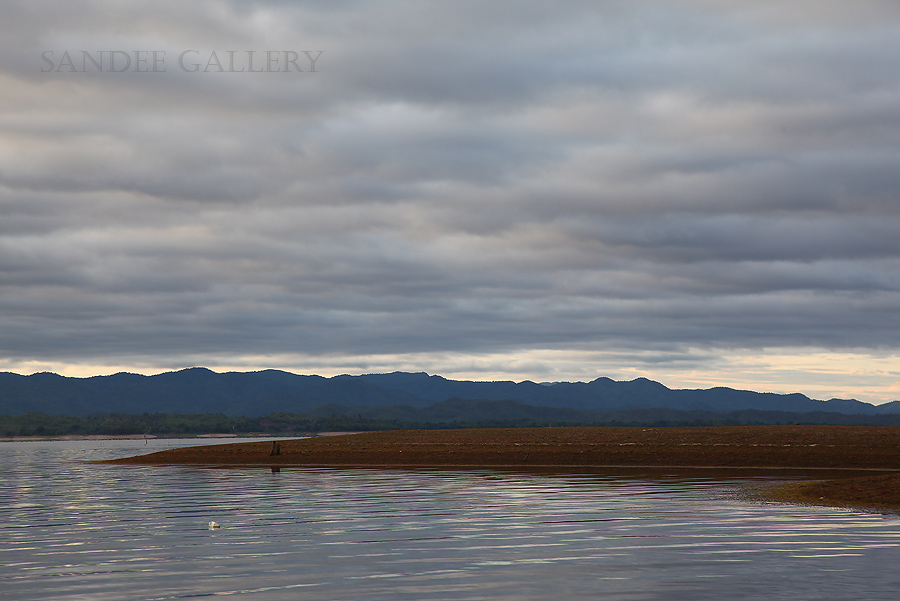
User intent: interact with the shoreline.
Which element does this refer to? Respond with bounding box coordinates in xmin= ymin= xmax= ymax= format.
xmin=99 ymin=426 xmax=900 ymax=512
xmin=0 ymin=433 xmax=304 ymax=443
xmin=1 ymin=434 xmax=160 ymax=442
xmin=0 ymin=431 xmax=360 ymax=443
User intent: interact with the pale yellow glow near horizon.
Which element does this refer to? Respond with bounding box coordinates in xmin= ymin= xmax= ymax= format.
xmin=2 ymin=348 xmax=897 ymax=405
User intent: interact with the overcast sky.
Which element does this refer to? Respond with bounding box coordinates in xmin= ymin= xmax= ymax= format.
xmin=2 ymin=1 xmax=899 ymax=403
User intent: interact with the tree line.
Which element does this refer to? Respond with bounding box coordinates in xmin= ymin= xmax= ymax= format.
xmin=3 ymin=407 xmax=900 ymax=438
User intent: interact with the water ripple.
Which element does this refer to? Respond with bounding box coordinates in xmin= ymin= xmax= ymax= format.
xmin=3 ymin=439 xmax=900 ymax=600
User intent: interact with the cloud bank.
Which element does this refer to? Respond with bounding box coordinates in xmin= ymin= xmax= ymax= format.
xmin=1 ymin=1 xmax=899 ymax=402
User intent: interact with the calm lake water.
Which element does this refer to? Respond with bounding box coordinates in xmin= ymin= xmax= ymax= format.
xmin=2 ymin=439 xmax=899 ymax=600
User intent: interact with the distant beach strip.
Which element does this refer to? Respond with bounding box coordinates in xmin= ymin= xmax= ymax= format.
xmin=102 ymin=426 xmax=900 ymax=513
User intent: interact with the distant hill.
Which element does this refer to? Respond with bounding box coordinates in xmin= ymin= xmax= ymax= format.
xmin=1 ymin=367 xmax=898 ymax=418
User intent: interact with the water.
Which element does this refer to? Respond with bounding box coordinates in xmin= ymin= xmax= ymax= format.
xmin=2 ymin=439 xmax=900 ymax=600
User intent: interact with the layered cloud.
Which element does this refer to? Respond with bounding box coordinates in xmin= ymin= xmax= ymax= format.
xmin=1 ymin=1 xmax=899 ymax=401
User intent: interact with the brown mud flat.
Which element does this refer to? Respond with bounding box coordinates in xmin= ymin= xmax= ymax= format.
xmin=767 ymin=473 xmax=900 ymax=512
xmin=101 ymin=425 xmax=900 ymax=512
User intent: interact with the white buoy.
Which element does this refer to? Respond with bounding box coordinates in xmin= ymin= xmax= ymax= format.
xmin=208 ymin=521 xmax=221 ymax=530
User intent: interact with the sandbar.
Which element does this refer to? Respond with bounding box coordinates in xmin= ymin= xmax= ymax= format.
xmin=101 ymin=425 xmax=900 ymax=512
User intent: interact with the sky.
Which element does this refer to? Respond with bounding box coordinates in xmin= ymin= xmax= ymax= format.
xmin=1 ymin=1 xmax=899 ymax=404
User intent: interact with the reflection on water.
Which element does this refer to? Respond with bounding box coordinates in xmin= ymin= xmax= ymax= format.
xmin=1 ymin=439 xmax=900 ymax=600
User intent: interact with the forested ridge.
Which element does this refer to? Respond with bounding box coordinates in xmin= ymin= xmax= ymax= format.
xmin=5 ymin=403 xmax=900 ymax=438
xmin=3 ymin=368 xmax=898 ymax=418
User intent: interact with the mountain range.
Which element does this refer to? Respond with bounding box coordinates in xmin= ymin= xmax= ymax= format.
xmin=1 ymin=367 xmax=898 ymax=418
